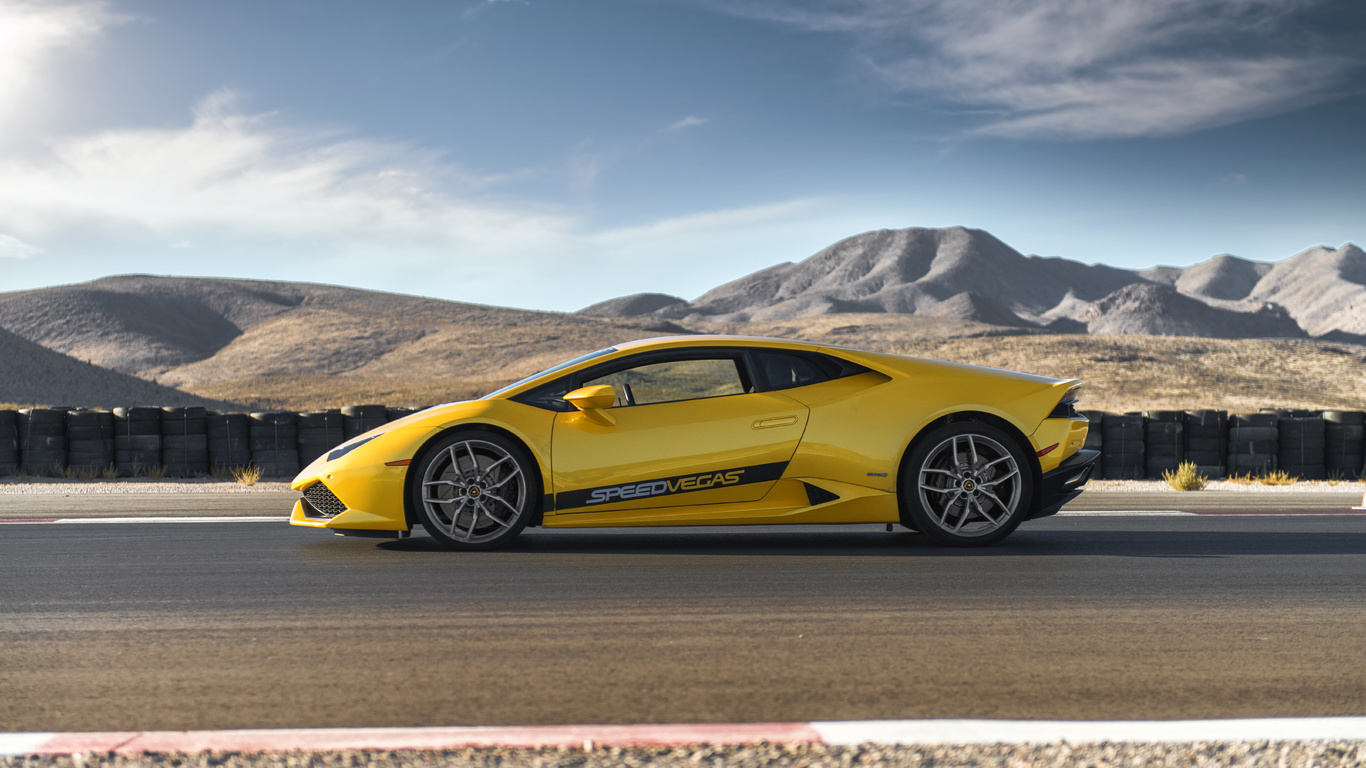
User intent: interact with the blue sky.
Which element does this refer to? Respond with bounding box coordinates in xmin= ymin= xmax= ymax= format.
xmin=0 ymin=0 xmax=1362 ymax=312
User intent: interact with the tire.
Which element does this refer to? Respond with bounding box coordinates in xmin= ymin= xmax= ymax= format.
xmin=899 ymin=422 xmax=1035 ymax=547
xmin=413 ymin=430 xmax=539 ymax=551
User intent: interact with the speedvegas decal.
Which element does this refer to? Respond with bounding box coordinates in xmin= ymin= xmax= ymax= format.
xmin=556 ymin=462 xmax=788 ymax=511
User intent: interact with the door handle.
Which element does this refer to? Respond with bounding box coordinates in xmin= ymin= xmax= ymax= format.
xmin=752 ymin=416 xmax=798 ymax=430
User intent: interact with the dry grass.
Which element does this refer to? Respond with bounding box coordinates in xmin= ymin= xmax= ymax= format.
xmin=1162 ymin=462 xmax=1207 ymax=491
xmin=144 ymin=464 xmax=167 ymax=480
xmin=101 ymin=464 xmax=119 ymax=479
xmin=230 ymin=464 xmax=263 ymax=486
xmin=885 ymin=335 xmax=1366 ymax=413
xmin=1228 ymin=469 xmax=1299 ymax=486
xmin=1254 ymin=469 xmax=1299 ymax=486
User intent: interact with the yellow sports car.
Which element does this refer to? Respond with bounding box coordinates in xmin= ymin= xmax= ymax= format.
xmin=290 ymin=336 xmax=1096 ymax=548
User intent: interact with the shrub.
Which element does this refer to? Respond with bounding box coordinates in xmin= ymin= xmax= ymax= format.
xmin=1162 ymin=461 xmax=1207 ymax=491
xmin=231 ymin=464 xmax=263 ymax=487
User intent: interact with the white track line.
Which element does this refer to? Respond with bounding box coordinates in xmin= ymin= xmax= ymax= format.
xmin=0 ymin=516 xmax=290 ymax=525
xmin=812 ymin=717 xmax=1366 ymax=744
xmin=1057 ymin=510 xmax=1192 ymax=516
xmin=5 ymin=718 xmax=1366 ymax=755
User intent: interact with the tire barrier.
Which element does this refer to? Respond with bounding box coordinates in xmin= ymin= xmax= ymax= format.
xmin=1101 ymin=413 xmax=1144 ymax=479
xmin=1228 ymin=412 xmax=1279 ymax=475
xmin=1184 ymin=409 xmax=1228 ymax=479
xmin=1080 ymin=410 xmax=1106 ymax=478
xmin=2 ymin=403 xmax=1352 ymax=481
xmin=113 ymin=406 xmax=162 ymax=475
xmin=1141 ymin=410 xmax=1185 ymax=479
xmin=0 ymin=403 xmax=429 ymax=478
xmin=66 ymin=409 xmax=114 ymax=473
xmin=207 ymin=413 xmax=252 ymax=469
xmin=161 ymin=406 xmax=209 ymax=478
xmin=296 ymin=410 xmax=345 ymax=467
xmin=18 ymin=408 xmax=67 ymax=475
xmin=1278 ymin=414 xmax=1326 ymax=480
xmin=1324 ymin=411 xmax=1365 ymax=480
xmin=250 ymin=412 xmax=300 ymax=478
xmin=0 ymin=410 xmax=17 ymax=476
xmin=342 ymin=404 xmax=387 ymax=441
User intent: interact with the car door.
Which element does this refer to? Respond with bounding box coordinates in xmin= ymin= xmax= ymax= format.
xmin=551 ymin=351 xmax=809 ymax=515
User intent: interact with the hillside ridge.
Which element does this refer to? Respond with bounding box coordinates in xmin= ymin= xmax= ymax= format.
xmin=579 ymin=226 xmax=1363 ymax=342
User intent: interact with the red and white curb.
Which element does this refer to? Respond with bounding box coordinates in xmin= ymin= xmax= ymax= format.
xmin=3 ymin=718 xmax=1366 ymax=755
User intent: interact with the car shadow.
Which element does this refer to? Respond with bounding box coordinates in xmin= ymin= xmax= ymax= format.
xmin=373 ymin=525 xmax=1366 ymax=559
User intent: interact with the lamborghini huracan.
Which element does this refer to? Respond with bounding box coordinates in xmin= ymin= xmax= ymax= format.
xmin=290 ymin=336 xmax=1097 ymax=548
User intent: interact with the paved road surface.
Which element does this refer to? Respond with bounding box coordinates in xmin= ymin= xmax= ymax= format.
xmin=0 ymin=486 xmax=1361 ymax=519
xmin=2 ymin=513 xmax=1364 ymax=732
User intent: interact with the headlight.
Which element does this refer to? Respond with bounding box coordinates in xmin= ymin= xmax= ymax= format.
xmin=327 ymin=435 xmax=378 ymax=462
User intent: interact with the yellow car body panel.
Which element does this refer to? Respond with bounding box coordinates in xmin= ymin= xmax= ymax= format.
xmin=551 ymin=390 xmax=808 ymax=515
xmin=288 ymin=334 xmax=1096 ymax=540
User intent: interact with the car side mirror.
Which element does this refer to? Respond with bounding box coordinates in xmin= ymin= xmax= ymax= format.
xmin=564 ymin=385 xmax=618 ymax=425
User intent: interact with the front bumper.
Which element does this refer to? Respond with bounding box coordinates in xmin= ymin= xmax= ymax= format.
xmin=1031 ymin=448 xmax=1099 ymax=519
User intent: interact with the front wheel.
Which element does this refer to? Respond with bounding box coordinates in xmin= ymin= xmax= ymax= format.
xmin=900 ymin=421 xmax=1035 ymax=547
xmin=413 ymin=430 xmax=538 ymax=550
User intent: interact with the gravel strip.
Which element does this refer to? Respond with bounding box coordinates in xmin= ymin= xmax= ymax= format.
xmin=0 ymin=479 xmax=293 ymax=494
xmin=1082 ymin=479 xmax=1363 ymax=493
xmin=6 ymin=742 xmax=1366 ymax=768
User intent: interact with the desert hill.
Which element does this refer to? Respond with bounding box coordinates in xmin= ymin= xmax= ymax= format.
xmin=1 ymin=225 xmax=1362 ymax=412
xmin=580 ymin=226 xmax=1364 ymax=342
xmin=0 ymin=324 xmax=237 ymax=409
xmin=0 ymin=275 xmax=692 ymax=408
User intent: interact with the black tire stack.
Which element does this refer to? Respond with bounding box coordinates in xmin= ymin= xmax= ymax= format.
xmin=0 ymin=410 xmax=18 ymax=476
xmin=386 ymin=407 xmax=417 ymax=423
xmin=113 ymin=407 xmax=162 ymax=475
xmin=66 ymin=409 xmax=115 ymax=474
xmin=297 ymin=410 xmax=345 ymax=466
xmin=161 ymin=406 xmax=209 ymax=477
xmin=1141 ymin=411 xmax=1185 ymax=479
xmin=1228 ymin=413 xmax=1278 ymax=475
xmin=251 ymin=412 xmax=299 ymax=477
xmin=1324 ymin=411 xmax=1365 ymax=480
xmin=1183 ymin=410 xmax=1228 ymax=478
xmin=1278 ymin=413 xmax=1326 ymax=480
xmin=1101 ymin=413 xmax=1144 ymax=479
xmin=18 ymin=408 xmax=67 ymax=475
xmin=342 ymin=404 xmax=387 ymax=440
xmin=1080 ymin=411 xmax=1106 ymax=478
xmin=207 ymin=413 xmax=252 ymax=470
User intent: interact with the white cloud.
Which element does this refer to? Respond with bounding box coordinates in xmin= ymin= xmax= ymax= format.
xmin=704 ymin=0 xmax=1360 ymax=139
xmin=0 ymin=91 xmax=828 ymax=310
xmin=669 ymin=115 xmax=709 ymax=131
xmin=0 ymin=0 xmax=119 ymax=128
xmin=0 ymin=233 xmax=41 ymax=259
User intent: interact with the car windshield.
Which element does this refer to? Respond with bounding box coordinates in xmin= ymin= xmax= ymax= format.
xmin=480 ymin=346 xmax=618 ymax=400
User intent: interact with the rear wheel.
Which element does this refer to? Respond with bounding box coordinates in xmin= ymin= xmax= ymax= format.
xmin=413 ymin=430 xmax=538 ymax=550
xmin=900 ymin=421 xmax=1035 ymax=547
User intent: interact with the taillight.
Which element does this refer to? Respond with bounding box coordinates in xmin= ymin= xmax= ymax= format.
xmin=1049 ymin=387 xmax=1080 ymax=419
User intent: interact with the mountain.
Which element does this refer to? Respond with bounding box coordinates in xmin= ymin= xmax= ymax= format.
xmin=580 ymin=226 xmax=1363 ymax=341
xmin=0 ymin=276 xmax=691 ymax=409
xmin=0 ymin=325 xmax=236 ymax=409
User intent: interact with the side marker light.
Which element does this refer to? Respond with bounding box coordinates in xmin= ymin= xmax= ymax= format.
xmin=385 ymin=459 xmax=411 ymax=467
xmin=1036 ymin=443 xmax=1059 ymax=457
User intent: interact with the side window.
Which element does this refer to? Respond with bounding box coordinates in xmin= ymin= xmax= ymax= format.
xmin=753 ymin=350 xmax=829 ymax=391
xmin=584 ymin=358 xmax=746 ymax=406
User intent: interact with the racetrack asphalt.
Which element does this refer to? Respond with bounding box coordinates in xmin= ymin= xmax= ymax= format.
xmin=2 ymin=507 xmax=1364 ymax=733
